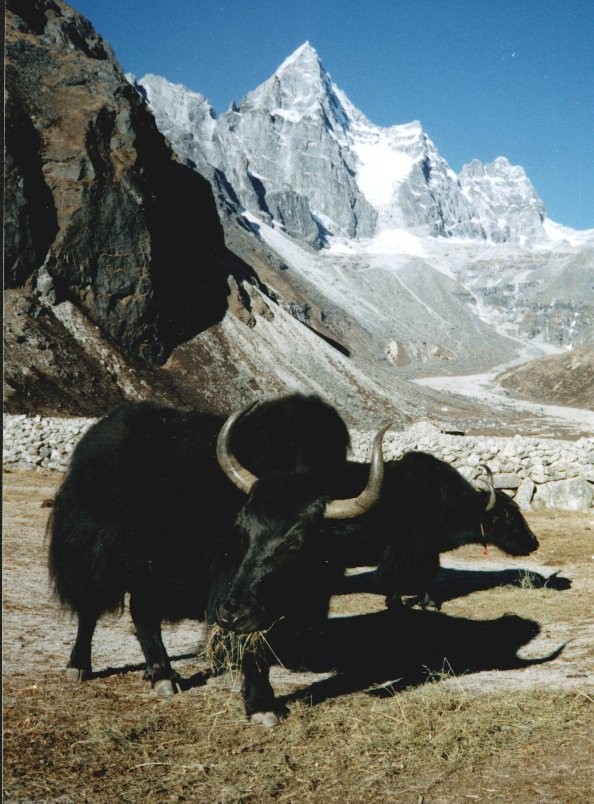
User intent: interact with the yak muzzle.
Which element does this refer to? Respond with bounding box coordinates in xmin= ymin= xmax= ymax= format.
xmin=216 ymin=596 xmax=263 ymax=633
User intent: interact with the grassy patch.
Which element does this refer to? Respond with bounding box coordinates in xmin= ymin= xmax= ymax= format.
xmin=4 ymin=676 xmax=592 ymax=802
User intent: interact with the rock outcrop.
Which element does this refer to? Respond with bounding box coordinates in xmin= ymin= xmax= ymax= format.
xmin=5 ymin=0 xmax=243 ymax=363
xmin=459 ymin=157 xmax=545 ymax=243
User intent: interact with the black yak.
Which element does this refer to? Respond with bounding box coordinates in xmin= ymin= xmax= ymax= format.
xmin=48 ymin=394 xmax=389 ymax=725
xmin=332 ymin=450 xmax=539 ymax=610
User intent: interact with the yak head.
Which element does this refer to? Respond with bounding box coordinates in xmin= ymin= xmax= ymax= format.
xmin=214 ymin=404 xmax=390 ymax=633
xmin=478 ymin=467 xmax=539 ymax=556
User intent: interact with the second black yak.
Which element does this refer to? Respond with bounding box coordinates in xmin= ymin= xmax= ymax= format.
xmin=333 ymin=450 xmax=539 ymax=610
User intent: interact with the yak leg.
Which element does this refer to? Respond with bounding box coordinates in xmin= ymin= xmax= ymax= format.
xmin=66 ymin=607 xmax=98 ymax=680
xmin=129 ymin=595 xmax=180 ymax=696
xmin=403 ymin=590 xmax=441 ymax=611
xmin=378 ymin=518 xmax=441 ymax=615
xmin=242 ymin=651 xmax=279 ymax=727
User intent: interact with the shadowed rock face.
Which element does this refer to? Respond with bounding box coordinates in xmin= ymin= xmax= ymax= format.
xmin=5 ymin=0 xmax=238 ymax=363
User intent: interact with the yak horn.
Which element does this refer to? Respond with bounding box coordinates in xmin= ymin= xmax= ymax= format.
xmin=324 ymin=422 xmax=391 ymax=520
xmin=478 ymin=464 xmax=496 ymax=512
xmin=216 ymin=401 xmax=261 ymax=494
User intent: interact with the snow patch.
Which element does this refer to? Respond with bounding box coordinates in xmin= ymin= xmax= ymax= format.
xmin=353 ymin=137 xmax=414 ymax=205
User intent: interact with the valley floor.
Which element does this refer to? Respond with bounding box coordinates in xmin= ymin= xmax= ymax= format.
xmin=415 ymin=359 xmax=594 ymax=439
xmin=3 ymin=469 xmax=593 ymax=802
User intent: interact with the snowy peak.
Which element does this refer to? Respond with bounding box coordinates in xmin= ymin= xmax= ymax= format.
xmin=459 ymin=157 xmax=545 ymax=242
xmin=137 ymin=42 xmax=563 ymax=248
xmin=276 ymin=41 xmax=322 ymax=78
xmin=207 ymin=43 xmax=376 ymax=243
xmin=236 ymin=41 xmax=353 ymax=136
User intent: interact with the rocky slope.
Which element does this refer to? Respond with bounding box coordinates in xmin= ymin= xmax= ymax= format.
xmin=3 ymin=289 xmax=190 ymax=416
xmin=497 ymin=347 xmax=594 ymax=410
xmin=5 ymin=0 xmax=248 ymax=363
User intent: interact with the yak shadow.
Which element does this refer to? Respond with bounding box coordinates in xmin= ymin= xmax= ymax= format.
xmin=89 ymin=652 xmax=211 ymax=691
xmin=338 ymin=566 xmax=571 ymax=606
xmin=431 ymin=567 xmax=571 ymax=605
xmin=279 ymin=607 xmax=564 ymax=708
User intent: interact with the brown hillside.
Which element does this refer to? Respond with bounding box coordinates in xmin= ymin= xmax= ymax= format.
xmin=497 ymin=347 xmax=594 ymax=410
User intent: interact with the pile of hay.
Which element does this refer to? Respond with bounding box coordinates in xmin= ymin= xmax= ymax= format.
xmin=203 ymin=623 xmax=273 ymax=676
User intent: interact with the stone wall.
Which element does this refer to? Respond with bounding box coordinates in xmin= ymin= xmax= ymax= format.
xmin=3 ymin=414 xmax=93 ymax=473
xmin=350 ymin=421 xmax=594 ymax=513
xmin=3 ymin=415 xmax=593 ymax=512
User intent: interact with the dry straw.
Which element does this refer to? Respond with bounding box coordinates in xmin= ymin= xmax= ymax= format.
xmin=204 ymin=623 xmax=273 ymax=678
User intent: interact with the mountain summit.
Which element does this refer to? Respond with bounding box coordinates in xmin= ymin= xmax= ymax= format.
xmin=136 ymin=43 xmax=592 ymax=366
xmin=138 ymin=42 xmax=548 ymax=248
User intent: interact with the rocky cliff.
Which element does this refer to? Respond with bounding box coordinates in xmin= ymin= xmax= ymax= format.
xmin=459 ymin=157 xmax=545 ymax=243
xmin=5 ymin=0 xmax=245 ymax=363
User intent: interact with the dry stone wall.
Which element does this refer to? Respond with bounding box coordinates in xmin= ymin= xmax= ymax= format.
xmin=3 ymin=415 xmax=593 ymax=512
xmin=351 ymin=421 xmax=594 ymax=513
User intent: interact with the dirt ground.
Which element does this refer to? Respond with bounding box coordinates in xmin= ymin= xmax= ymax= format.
xmin=3 ymin=468 xmax=593 ymax=803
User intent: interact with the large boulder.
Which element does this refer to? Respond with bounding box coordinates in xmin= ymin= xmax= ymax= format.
xmin=533 ymin=478 xmax=594 ymax=513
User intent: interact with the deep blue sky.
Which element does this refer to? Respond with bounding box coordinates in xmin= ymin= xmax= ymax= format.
xmin=74 ymin=0 xmax=593 ymax=230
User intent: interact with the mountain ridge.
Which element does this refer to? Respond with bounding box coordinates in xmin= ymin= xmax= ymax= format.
xmin=137 ymin=41 xmax=570 ymax=249
xmin=136 ymin=42 xmax=593 ymax=367
xmin=4 ymin=6 xmax=592 ymax=435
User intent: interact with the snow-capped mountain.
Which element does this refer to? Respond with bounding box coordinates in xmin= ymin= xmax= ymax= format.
xmin=134 ymin=43 xmax=593 ymax=371
xmin=136 ymin=42 xmax=549 ymax=248
xmin=459 ymin=157 xmax=545 ymax=243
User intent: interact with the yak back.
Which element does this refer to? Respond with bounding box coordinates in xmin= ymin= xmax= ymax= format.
xmin=60 ymin=401 xmax=230 ymax=524
xmin=60 ymin=394 xmax=349 ymax=522
xmin=229 ymin=393 xmax=350 ymax=482
xmin=382 ymin=451 xmax=488 ymax=548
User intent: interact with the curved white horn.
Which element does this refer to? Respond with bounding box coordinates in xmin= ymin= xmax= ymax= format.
xmin=216 ymin=401 xmax=261 ymax=494
xmin=478 ymin=464 xmax=496 ymax=512
xmin=324 ymin=422 xmax=391 ymax=520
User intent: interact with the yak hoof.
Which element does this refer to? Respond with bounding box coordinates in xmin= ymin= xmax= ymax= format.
xmin=154 ymin=678 xmax=177 ymax=697
xmin=250 ymin=711 xmax=280 ymax=727
xmin=66 ymin=667 xmax=89 ymax=682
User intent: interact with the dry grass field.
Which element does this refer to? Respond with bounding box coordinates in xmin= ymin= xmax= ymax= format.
xmin=3 ymin=468 xmax=593 ymax=803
